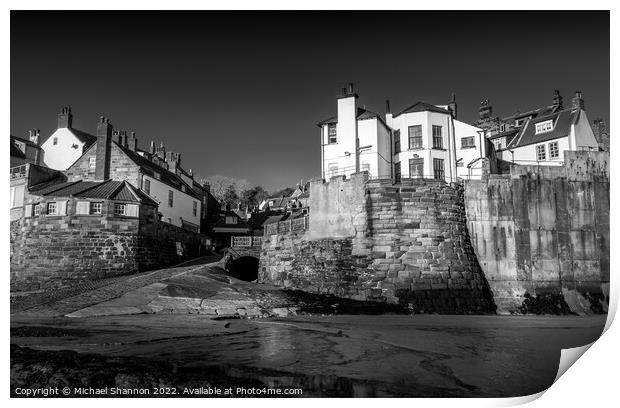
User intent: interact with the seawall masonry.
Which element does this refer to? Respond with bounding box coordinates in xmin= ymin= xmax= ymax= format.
xmin=464 ymin=151 xmax=609 ymax=314
xmin=260 ymin=151 xmax=609 ymax=315
xmin=260 ymin=173 xmax=495 ymax=314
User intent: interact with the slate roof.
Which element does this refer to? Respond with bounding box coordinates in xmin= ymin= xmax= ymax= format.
xmin=11 ymin=135 xmax=42 ymax=149
xmin=114 ymin=142 xmax=200 ymax=200
xmin=393 ymin=101 xmax=451 ymax=118
xmin=212 ymin=210 xmax=252 ymax=231
xmin=30 ymin=179 xmax=158 ymax=206
xmin=507 ymin=108 xmax=580 ymax=149
xmin=10 ymin=141 xmax=26 ymax=158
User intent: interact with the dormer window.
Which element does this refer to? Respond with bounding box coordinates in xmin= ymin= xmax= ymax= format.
xmin=327 ymin=124 xmax=337 ymax=144
xmin=535 ymin=120 xmax=554 ymax=134
xmin=515 ymin=119 xmax=525 ymax=127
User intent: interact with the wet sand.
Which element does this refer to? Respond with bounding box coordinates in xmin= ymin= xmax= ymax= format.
xmin=11 ymin=313 xmax=606 ymax=397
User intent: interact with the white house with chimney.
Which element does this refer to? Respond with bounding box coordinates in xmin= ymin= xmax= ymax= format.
xmin=318 ymin=84 xmax=488 ymax=182
xmin=40 ymin=107 xmax=98 ymax=170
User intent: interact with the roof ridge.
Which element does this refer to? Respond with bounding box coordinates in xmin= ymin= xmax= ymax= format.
xmin=40 ymin=180 xmax=82 ymax=195
xmin=122 ymin=181 xmax=143 ymax=202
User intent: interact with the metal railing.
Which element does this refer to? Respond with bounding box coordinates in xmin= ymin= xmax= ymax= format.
xmin=10 ymin=164 xmax=28 ymax=179
xmin=263 ymin=215 xmax=309 ymax=236
xmin=231 ymin=235 xmax=263 ymax=247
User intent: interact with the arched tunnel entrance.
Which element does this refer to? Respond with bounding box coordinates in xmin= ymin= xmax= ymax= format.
xmin=227 ymin=256 xmax=260 ymax=282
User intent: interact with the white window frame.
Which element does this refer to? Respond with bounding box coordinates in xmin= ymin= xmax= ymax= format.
xmin=461 ymin=136 xmax=475 ymax=149
xmin=89 ymin=157 xmax=96 ymax=168
xmin=114 ymin=203 xmax=126 ymax=216
xmin=536 ymin=144 xmax=546 ymax=161
xmin=535 ymin=120 xmax=554 ymax=134
xmin=33 ymin=203 xmax=41 ymax=216
xmin=47 ymin=202 xmax=57 ymax=215
xmin=549 ymin=141 xmax=560 ymax=159
xmin=225 ymin=216 xmax=237 ymax=224
xmin=90 ymin=201 xmax=103 ymax=215
xmin=327 ymin=124 xmax=337 ymax=144
xmin=53 ymin=137 xmax=58 ymax=145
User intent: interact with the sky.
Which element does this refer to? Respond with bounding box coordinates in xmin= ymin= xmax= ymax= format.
xmin=11 ymin=11 xmax=609 ymax=192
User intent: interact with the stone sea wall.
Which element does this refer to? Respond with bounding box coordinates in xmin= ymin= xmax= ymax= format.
xmin=463 ymin=151 xmax=610 ymax=314
xmin=260 ymin=174 xmax=494 ymax=313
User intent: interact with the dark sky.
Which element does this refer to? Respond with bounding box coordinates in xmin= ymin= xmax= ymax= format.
xmin=11 ymin=11 xmax=609 ymax=192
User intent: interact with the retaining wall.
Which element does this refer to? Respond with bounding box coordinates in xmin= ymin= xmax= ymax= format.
xmin=463 ymin=151 xmax=609 ymax=314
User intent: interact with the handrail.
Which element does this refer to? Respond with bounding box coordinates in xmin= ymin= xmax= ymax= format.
xmin=263 ymin=215 xmax=309 ymax=236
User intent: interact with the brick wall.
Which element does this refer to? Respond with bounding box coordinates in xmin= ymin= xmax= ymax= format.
xmin=260 ymin=177 xmax=494 ymax=314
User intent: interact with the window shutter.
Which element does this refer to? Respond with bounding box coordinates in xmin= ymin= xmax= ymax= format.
xmin=58 ymin=200 xmax=68 ymax=215
xmin=76 ymin=201 xmax=90 ymax=215
xmin=126 ymin=204 xmax=139 ymax=217
xmin=24 ymin=204 xmax=33 ymax=217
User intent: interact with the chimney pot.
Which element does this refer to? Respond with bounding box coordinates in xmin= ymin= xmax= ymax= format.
xmin=348 ymin=82 xmax=354 ymax=94
xmin=385 ymin=99 xmax=391 ymax=114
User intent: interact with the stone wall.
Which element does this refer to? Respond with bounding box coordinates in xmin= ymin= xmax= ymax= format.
xmin=463 ymin=151 xmax=609 ymax=314
xmin=66 ymin=142 xmax=141 ymax=186
xmin=10 ymin=209 xmax=207 ymax=292
xmin=260 ymin=175 xmax=494 ymax=314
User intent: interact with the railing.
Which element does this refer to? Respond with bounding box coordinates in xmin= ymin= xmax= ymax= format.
xmin=231 ymin=235 xmax=263 ymax=247
xmin=263 ymin=215 xmax=309 ymax=236
xmin=10 ymin=164 xmax=28 ymax=179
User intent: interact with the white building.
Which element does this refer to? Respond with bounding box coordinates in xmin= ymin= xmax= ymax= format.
xmin=40 ymin=107 xmax=97 ymax=170
xmin=496 ymin=92 xmax=599 ymax=165
xmin=318 ymin=85 xmax=487 ymax=182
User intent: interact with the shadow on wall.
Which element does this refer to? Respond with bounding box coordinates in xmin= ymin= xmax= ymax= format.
xmin=227 ymin=256 xmax=259 ymax=282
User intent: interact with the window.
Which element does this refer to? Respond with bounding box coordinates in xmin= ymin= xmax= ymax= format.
xmin=33 ymin=204 xmax=41 ymax=216
xmin=154 ymin=171 xmax=161 ymax=180
xmin=47 ymin=202 xmax=57 ymax=215
xmin=327 ymin=124 xmax=337 ymax=144
xmin=535 ymin=120 xmax=554 ymax=134
xmin=53 ymin=137 xmax=58 ymax=145
xmin=114 ymin=203 xmax=126 ymax=216
xmin=193 ymin=201 xmax=197 ymax=217
xmin=549 ymin=141 xmax=559 ymax=159
xmin=394 ymin=130 xmax=401 ymax=153
xmin=361 ymin=162 xmax=370 ymax=172
xmin=461 ymin=136 xmax=475 ymax=149
xmin=493 ymin=137 xmax=506 ymax=150
xmin=433 ymin=158 xmax=445 ymax=180
xmin=409 ymin=158 xmax=424 ymax=178
xmin=500 ymin=123 xmax=506 ymax=132
xmin=89 ymin=157 xmax=96 ymax=168
xmin=432 ymin=126 xmax=443 ymax=149
xmin=225 ymin=216 xmax=237 ymax=224
xmin=515 ymin=119 xmax=525 ymax=127
xmin=168 ymin=190 xmax=173 ymax=207
xmin=394 ymin=161 xmax=401 ymax=182
xmin=90 ymin=202 xmax=103 ymax=215
xmin=408 ymin=125 xmax=423 ymax=149
xmin=144 ymin=179 xmax=151 ymax=195
xmin=536 ymin=144 xmax=546 ymax=161
xmin=328 ymin=163 xmax=338 ymax=177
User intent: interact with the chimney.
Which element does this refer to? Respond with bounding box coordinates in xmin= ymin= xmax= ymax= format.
xmin=337 ymin=83 xmax=358 ymax=162
xmin=166 ymin=151 xmax=181 ymax=174
xmin=127 ymin=131 xmax=137 ymax=151
xmin=572 ymin=91 xmax=585 ymax=111
xmin=149 ymin=140 xmax=155 ymax=155
xmin=57 ymin=106 xmax=73 ymax=129
xmin=113 ymin=130 xmax=123 ymax=145
xmin=95 ymin=116 xmax=112 ymax=181
xmin=448 ymin=93 xmax=457 ymax=119
xmin=553 ymin=90 xmax=563 ymax=109
xmin=479 ymin=99 xmax=492 ymax=120
xmin=28 ymin=129 xmax=40 ymax=145
xmin=385 ymin=99 xmax=391 ymax=115
xmin=385 ymin=99 xmax=393 ymax=128
xmin=348 ymin=82 xmax=354 ymax=94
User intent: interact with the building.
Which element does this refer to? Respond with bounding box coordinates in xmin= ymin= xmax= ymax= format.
xmin=475 ymin=90 xmax=600 ymax=165
xmin=40 ymin=107 xmax=98 ymax=170
xmin=10 ymin=163 xmax=65 ymax=221
xmin=211 ymin=204 xmax=252 ymax=248
xmin=592 ymin=118 xmax=609 ymax=152
xmin=318 ymin=84 xmax=488 ymax=182
xmin=64 ymin=116 xmax=203 ymax=232
xmin=10 ymin=130 xmax=43 ymax=167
